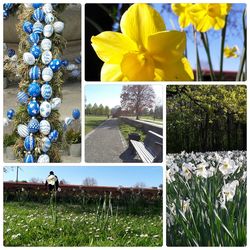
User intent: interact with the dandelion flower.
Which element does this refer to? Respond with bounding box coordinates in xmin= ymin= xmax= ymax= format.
xmin=224 ymin=45 xmax=240 ymax=58
xmin=171 ymin=4 xmax=193 ymax=28
xmin=91 ymin=3 xmax=194 ymax=81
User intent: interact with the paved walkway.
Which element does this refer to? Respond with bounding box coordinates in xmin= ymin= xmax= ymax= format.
xmin=85 ymin=118 xmax=128 ymax=163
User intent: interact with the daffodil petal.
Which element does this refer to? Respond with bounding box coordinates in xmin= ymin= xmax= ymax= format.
xmin=148 ymin=31 xmax=186 ymax=65
xmin=120 ymin=4 xmax=166 ymax=49
xmin=100 ymin=63 xmax=124 ymax=81
xmin=91 ymin=31 xmax=137 ymax=64
xmin=120 ymin=52 xmax=155 ymax=81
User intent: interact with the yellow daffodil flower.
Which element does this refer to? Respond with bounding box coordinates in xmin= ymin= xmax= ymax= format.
xmin=171 ymin=4 xmax=193 ymax=28
xmin=91 ymin=3 xmax=194 ymax=81
xmin=224 ymin=45 xmax=239 ymax=58
xmin=189 ymin=4 xmax=232 ymax=32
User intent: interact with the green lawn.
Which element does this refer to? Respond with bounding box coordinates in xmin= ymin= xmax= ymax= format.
xmin=4 ymin=202 xmax=162 ymax=247
xmin=139 ymin=116 xmax=163 ymax=125
xmin=85 ymin=115 xmax=108 ymax=135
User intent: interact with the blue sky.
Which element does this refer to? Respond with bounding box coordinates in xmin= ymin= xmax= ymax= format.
xmin=153 ymin=3 xmax=246 ymax=71
xmin=85 ymin=85 xmax=163 ymax=108
xmin=4 ymin=166 xmax=163 ymax=187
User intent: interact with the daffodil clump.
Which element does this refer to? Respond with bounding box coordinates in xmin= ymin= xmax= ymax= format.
xmin=91 ymin=4 xmax=194 ymax=81
xmin=167 ymin=150 xmax=246 ymax=246
xmin=224 ymin=45 xmax=240 ymax=58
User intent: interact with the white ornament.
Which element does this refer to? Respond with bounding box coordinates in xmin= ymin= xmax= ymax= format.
xmin=43 ymin=24 xmax=54 ymax=38
xmin=65 ymin=117 xmax=73 ymax=126
xmin=23 ymin=52 xmax=35 ymax=65
xmin=66 ymin=64 xmax=78 ymax=71
xmin=37 ymin=154 xmax=50 ymax=163
xmin=45 ymin=13 xmax=55 ymax=24
xmin=39 ymin=120 xmax=51 ymax=135
xmin=53 ymin=21 xmax=64 ymax=33
xmin=24 ymin=3 xmax=32 ymax=8
xmin=10 ymin=54 xmax=18 ymax=62
xmin=41 ymin=50 xmax=52 ymax=65
xmin=3 ymin=117 xmax=9 ymax=127
xmin=42 ymin=67 xmax=53 ymax=82
xmin=17 ymin=124 xmax=29 ymax=138
xmin=51 ymin=97 xmax=62 ymax=110
xmin=3 ymin=43 xmax=7 ymax=53
xmin=40 ymin=101 xmax=52 ymax=118
xmin=41 ymin=38 xmax=52 ymax=51
xmin=42 ymin=3 xmax=53 ymax=14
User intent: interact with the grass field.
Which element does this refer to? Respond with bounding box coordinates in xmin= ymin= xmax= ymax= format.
xmin=4 ymin=202 xmax=162 ymax=247
xmin=85 ymin=115 xmax=108 ymax=135
xmin=139 ymin=116 xmax=163 ymax=125
xmin=119 ymin=121 xmax=146 ymax=142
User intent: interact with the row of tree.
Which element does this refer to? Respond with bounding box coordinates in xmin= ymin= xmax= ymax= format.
xmin=85 ymin=103 xmax=110 ymax=116
xmin=167 ymin=85 xmax=246 ymax=153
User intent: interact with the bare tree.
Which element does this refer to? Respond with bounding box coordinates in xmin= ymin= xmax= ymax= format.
xmin=30 ymin=177 xmax=43 ymax=183
xmin=60 ymin=179 xmax=68 ymax=185
xmin=134 ymin=182 xmax=146 ymax=188
xmin=120 ymin=85 xmax=155 ymax=119
xmin=82 ymin=177 xmax=98 ymax=186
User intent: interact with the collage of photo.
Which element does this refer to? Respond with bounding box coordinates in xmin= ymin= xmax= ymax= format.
xmin=2 ymin=2 xmax=247 ymax=248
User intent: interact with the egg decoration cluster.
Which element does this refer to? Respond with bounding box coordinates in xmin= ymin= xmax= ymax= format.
xmin=17 ymin=3 xmax=64 ymax=163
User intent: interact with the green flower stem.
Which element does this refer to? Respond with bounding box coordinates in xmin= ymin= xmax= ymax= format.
xmin=193 ymin=28 xmax=202 ymax=81
xmin=201 ymin=32 xmax=215 ymax=81
xmin=219 ymin=15 xmax=228 ymax=81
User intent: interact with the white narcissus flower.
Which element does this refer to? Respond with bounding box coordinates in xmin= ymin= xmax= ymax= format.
xmin=181 ymin=162 xmax=194 ymax=181
xmin=47 ymin=175 xmax=57 ymax=185
xmin=166 ymin=169 xmax=175 ymax=184
xmin=181 ymin=199 xmax=190 ymax=215
xmin=219 ymin=158 xmax=238 ymax=176
xmin=220 ymin=180 xmax=239 ymax=209
xmin=195 ymin=162 xmax=209 ymax=178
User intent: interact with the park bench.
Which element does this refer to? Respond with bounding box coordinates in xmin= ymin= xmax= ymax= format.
xmin=130 ymin=130 xmax=163 ymax=163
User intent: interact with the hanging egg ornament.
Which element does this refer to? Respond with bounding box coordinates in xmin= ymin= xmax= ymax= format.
xmin=28 ymin=82 xmax=41 ymax=98
xmin=3 ymin=118 xmax=9 ymax=127
xmin=27 ymin=99 xmax=40 ymax=117
xmin=45 ymin=13 xmax=55 ymax=24
xmin=75 ymin=56 xmax=81 ymax=64
xmin=23 ymin=52 xmax=35 ymax=65
xmin=7 ymin=109 xmax=15 ymax=120
xmin=48 ymin=130 xmax=59 ymax=142
xmin=28 ymin=32 xmax=40 ymax=45
xmin=51 ymin=97 xmax=61 ymax=110
xmin=61 ymin=60 xmax=69 ymax=67
xmin=4 ymin=3 xmax=14 ymax=10
xmin=49 ymin=59 xmax=61 ymax=72
xmin=24 ymin=4 xmax=32 ymax=8
xmin=17 ymin=124 xmax=29 ymax=138
xmin=41 ymin=50 xmax=52 ymax=65
xmin=71 ymin=69 xmax=80 ymax=78
xmin=3 ymin=10 xmax=9 ymax=19
xmin=43 ymin=24 xmax=53 ymax=38
xmin=24 ymin=135 xmax=35 ymax=151
xmin=30 ymin=44 xmax=42 ymax=58
xmin=7 ymin=48 xmax=15 ymax=57
xmin=28 ymin=118 xmax=40 ymax=133
xmin=41 ymin=137 xmax=51 ymax=152
xmin=29 ymin=66 xmax=41 ymax=80
xmin=53 ymin=21 xmax=64 ymax=33
xmin=40 ymin=101 xmax=52 ymax=118
xmin=41 ymin=83 xmax=52 ymax=100
xmin=37 ymin=154 xmax=50 ymax=163
xmin=65 ymin=117 xmax=73 ymax=126
xmin=33 ymin=8 xmax=44 ymax=22
xmin=72 ymin=109 xmax=81 ymax=120
xmin=39 ymin=120 xmax=51 ymax=135
xmin=10 ymin=55 xmax=18 ymax=62
xmin=24 ymin=153 xmax=35 ymax=163
xmin=32 ymin=3 xmax=43 ymax=9
xmin=41 ymin=38 xmax=52 ymax=51
xmin=42 ymin=67 xmax=53 ymax=82
xmin=43 ymin=3 xmax=53 ymax=14
xmin=33 ymin=21 xmax=43 ymax=34
xmin=17 ymin=91 xmax=29 ymax=104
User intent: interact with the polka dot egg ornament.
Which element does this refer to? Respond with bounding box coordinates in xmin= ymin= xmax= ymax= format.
xmin=40 ymin=101 xmax=52 ymax=118
xmin=27 ymin=99 xmax=40 ymax=116
xmin=30 ymin=44 xmax=42 ymax=58
xmin=28 ymin=118 xmax=40 ymax=133
xmin=49 ymin=59 xmax=61 ymax=72
xmin=37 ymin=154 xmax=50 ymax=163
xmin=28 ymin=81 xmax=41 ymax=98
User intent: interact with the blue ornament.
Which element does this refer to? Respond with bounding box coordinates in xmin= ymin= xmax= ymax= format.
xmin=28 ymin=32 xmax=39 ymax=45
xmin=7 ymin=48 xmax=15 ymax=57
xmin=23 ymin=21 xmax=33 ymax=34
xmin=48 ymin=130 xmax=59 ymax=142
xmin=17 ymin=91 xmax=29 ymax=104
xmin=28 ymin=118 xmax=40 ymax=133
xmin=24 ymin=153 xmax=34 ymax=163
xmin=30 ymin=44 xmax=41 ymax=58
xmin=28 ymin=82 xmax=41 ymax=98
xmin=33 ymin=21 xmax=43 ymax=34
xmin=71 ymin=69 xmax=80 ymax=78
xmin=41 ymin=83 xmax=52 ymax=100
xmin=7 ymin=109 xmax=15 ymax=120
xmin=3 ymin=10 xmax=9 ymax=19
xmin=29 ymin=66 xmax=41 ymax=80
xmin=41 ymin=137 xmax=51 ymax=153
xmin=61 ymin=60 xmax=69 ymax=67
xmin=72 ymin=109 xmax=80 ymax=120
xmin=49 ymin=59 xmax=61 ymax=72
xmin=4 ymin=3 xmax=14 ymax=10
xmin=75 ymin=56 xmax=81 ymax=64
xmin=27 ymin=100 xmax=40 ymax=117
xmin=33 ymin=8 xmax=44 ymax=22
xmin=33 ymin=3 xmax=43 ymax=9
xmin=24 ymin=135 xmax=35 ymax=151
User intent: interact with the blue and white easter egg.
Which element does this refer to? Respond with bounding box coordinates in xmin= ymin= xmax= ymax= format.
xmin=37 ymin=154 xmax=50 ymax=163
xmin=66 ymin=64 xmax=78 ymax=71
xmin=43 ymin=24 xmax=53 ymax=38
xmin=4 ymin=3 xmax=14 ymax=10
xmin=28 ymin=32 xmax=39 ymax=45
xmin=27 ymin=100 xmax=40 ymax=116
xmin=51 ymin=97 xmax=61 ymax=110
xmin=10 ymin=55 xmax=18 ymax=62
xmin=41 ymin=50 xmax=52 ymax=65
xmin=40 ymin=101 xmax=51 ymax=118
xmin=65 ymin=117 xmax=73 ymax=126
xmin=75 ymin=56 xmax=81 ymax=64
xmin=17 ymin=91 xmax=29 ymax=104
xmin=41 ymin=38 xmax=52 ymax=51
xmin=3 ymin=118 xmax=9 ymax=127
xmin=33 ymin=3 xmax=43 ymax=9
xmin=23 ymin=52 xmax=35 ymax=65
xmin=42 ymin=67 xmax=53 ymax=82
xmin=17 ymin=124 xmax=29 ymax=138
xmin=61 ymin=60 xmax=69 ymax=67
xmin=41 ymin=83 xmax=52 ymax=100
xmin=42 ymin=3 xmax=53 ymax=14
xmin=3 ymin=10 xmax=9 ymax=19
xmin=29 ymin=66 xmax=41 ymax=80
xmin=33 ymin=8 xmax=44 ymax=22
xmin=30 ymin=44 xmax=42 ymax=58
xmin=24 ymin=153 xmax=34 ymax=163
xmin=33 ymin=21 xmax=43 ymax=34
xmin=8 ymin=48 xmax=15 ymax=57
xmin=41 ymin=137 xmax=51 ymax=152
xmin=39 ymin=119 xmax=51 ymax=135
xmin=53 ymin=21 xmax=64 ymax=33
xmin=28 ymin=82 xmax=41 ymax=97
xmin=24 ymin=135 xmax=35 ymax=151
xmin=45 ymin=13 xmax=55 ymax=24
xmin=72 ymin=109 xmax=81 ymax=120
xmin=24 ymin=4 xmax=32 ymax=8
xmin=71 ymin=69 xmax=80 ymax=78
xmin=49 ymin=59 xmax=61 ymax=72
xmin=48 ymin=130 xmax=59 ymax=142
xmin=28 ymin=118 xmax=40 ymax=133
xmin=7 ymin=109 xmax=15 ymax=120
